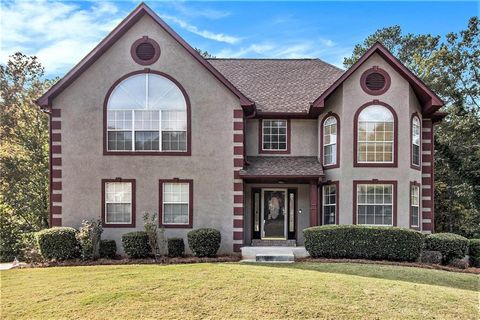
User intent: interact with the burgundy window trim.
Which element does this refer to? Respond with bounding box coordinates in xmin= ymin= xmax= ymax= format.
xmin=409 ymin=181 xmax=421 ymax=230
xmin=410 ymin=112 xmax=421 ymax=170
xmin=360 ymin=66 xmax=391 ymax=96
xmin=101 ymin=178 xmax=136 ymax=228
xmin=353 ymin=100 xmax=398 ymax=168
xmin=352 ymin=180 xmax=397 ymax=226
xmin=258 ymin=119 xmax=291 ymax=154
xmin=320 ymin=112 xmax=340 ymax=169
xmin=158 ymin=179 xmax=193 ymax=228
xmin=103 ymin=69 xmax=192 ymax=156
xmin=130 ymin=36 xmax=161 ymax=66
xmin=320 ymin=181 xmax=340 ymax=225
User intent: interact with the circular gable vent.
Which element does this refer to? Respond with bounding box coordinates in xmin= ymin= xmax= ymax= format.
xmin=131 ymin=37 xmax=160 ymax=66
xmin=360 ymin=67 xmax=391 ymax=95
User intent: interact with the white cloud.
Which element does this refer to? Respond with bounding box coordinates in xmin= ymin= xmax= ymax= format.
xmin=0 ymin=0 xmax=124 ymax=75
xmin=167 ymin=2 xmax=230 ymax=19
xmin=161 ymin=14 xmax=240 ymax=44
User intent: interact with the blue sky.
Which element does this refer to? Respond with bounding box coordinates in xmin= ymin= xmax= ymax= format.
xmin=0 ymin=1 xmax=477 ymax=78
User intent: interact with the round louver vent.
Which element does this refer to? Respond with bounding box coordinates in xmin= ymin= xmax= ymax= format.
xmin=360 ymin=67 xmax=391 ymax=95
xmin=131 ymin=37 xmax=160 ymax=66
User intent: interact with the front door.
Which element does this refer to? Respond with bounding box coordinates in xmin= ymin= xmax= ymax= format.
xmin=261 ymin=189 xmax=287 ymax=239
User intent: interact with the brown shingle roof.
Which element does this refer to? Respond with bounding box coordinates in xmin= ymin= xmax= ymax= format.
xmin=240 ymin=156 xmax=324 ymax=177
xmin=207 ymin=59 xmax=343 ymax=113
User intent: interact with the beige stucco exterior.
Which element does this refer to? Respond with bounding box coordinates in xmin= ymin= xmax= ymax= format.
xmin=49 ymin=11 xmax=431 ymax=255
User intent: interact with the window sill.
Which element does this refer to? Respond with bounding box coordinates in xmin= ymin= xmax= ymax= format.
xmin=160 ymin=224 xmax=193 ymax=229
xmin=104 ymin=151 xmax=191 ymax=156
xmin=354 ymin=162 xmax=397 ymax=168
xmin=102 ymin=223 xmax=136 ymax=228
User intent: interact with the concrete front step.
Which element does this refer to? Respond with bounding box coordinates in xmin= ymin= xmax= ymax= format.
xmin=251 ymin=239 xmax=297 ymax=247
xmin=256 ymin=253 xmax=294 ymax=263
xmin=241 ymin=246 xmax=309 ymax=261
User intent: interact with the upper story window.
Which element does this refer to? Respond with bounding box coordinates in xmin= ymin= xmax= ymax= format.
xmin=106 ymin=72 xmax=188 ymax=154
xmin=411 ymin=115 xmax=421 ymax=167
xmin=322 ymin=115 xmax=338 ymax=167
xmin=357 ymin=105 xmax=394 ymax=164
xmin=260 ymin=119 xmax=290 ymax=153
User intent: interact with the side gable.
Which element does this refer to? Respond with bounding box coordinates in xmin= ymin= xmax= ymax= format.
xmin=36 ymin=3 xmax=254 ymax=113
xmin=310 ymin=42 xmax=444 ymax=116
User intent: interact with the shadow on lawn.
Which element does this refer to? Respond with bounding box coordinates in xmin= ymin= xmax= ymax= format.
xmin=247 ymin=262 xmax=479 ymax=292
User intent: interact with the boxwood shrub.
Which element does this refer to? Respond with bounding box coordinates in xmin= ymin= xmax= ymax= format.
xmin=468 ymin=239 xmax=480 ymax=267
xmin=304 ymin=225 xmax=424 ymax=262
xmin=99 ymin=240 xmax=117 ymax=259
xmin=122 ymin=231 xmax=151 ymax=258
xmin=36 ymin=227 xmax=79 ymax=261
xmin=187 ymin=228 xmax=221 ymax=257
xmin=167 ymin=238 xmax=185 ymax=257
xmin=424 ymin=233 xmax=468 ymax=263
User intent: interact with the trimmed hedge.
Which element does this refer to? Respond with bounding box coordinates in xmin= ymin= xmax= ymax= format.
xmin=187 ymin=228 xmax=221 ymax=257
xmin=468 ymin=239 xmax=480 ymax=267
xmin=419 ymin=250 xmax=442 ymax=265
xmin=424 ymin=233 xmax=469 ymax=263
xmin=167 ymin=238 xmax=185 ymax=257
xmin=99 ymin=240 xmax=117 ymax=259
xmin=304 ymin=225 xmax=424 ymax=262
xmin=122 ymin=232 xmax=151 ymax=258
xmin=36 ymin=227 xmax=79 ymax=261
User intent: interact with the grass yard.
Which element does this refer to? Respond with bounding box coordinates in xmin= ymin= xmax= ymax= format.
xmin=1 ymin=262 xmax=478 ymax=319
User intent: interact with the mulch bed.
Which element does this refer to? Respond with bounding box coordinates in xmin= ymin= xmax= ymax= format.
xmin=18 ymin=255 xmax=241 ymax=268
xmin=297 ymin=257 xmax=480 ymax=274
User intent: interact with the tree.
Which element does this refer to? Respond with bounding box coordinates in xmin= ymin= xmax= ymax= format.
xmin=0 ymin=53 xmax=53 ymax=261
xmin=194 ymin=47 xmax=216 ymax=59
xmin=344 ymin=17 xmax=480 ymax=237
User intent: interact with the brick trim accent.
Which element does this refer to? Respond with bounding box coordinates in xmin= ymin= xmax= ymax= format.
xmin=233 ymin=109 xmax=245 ymax=252
xmin=421 ymin=119 xmax=435 ymax=232
xmin=49 ymin=108 xmax=63 ymax=227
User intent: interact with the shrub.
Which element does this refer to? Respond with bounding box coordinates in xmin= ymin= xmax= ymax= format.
xmin=0 ymin=212 xmax=23 ymax=262
xmin=424 ymin=233 xmax=469 ymax=263
xmin=168 ymin=238 xmax=185 ymax=257
xmin=468 ymin=239 xmax=480 ymax=267
xmin=19 ymin=232 xmax=43 ymax=263
xmin=99 ymin=240 xmax=117 ymax=259
xmin=303 ymin=225 xmax=424 ymax=262
xmin=187 ymin=228 xmax=221 ymax=257
xmin=143 ymin=212 xmax=160 ymax=256
xmin=419 ymin=250 xmax=442 ymax=265
xmin=36 ymin=227 xmax=79 ymax=261
xmin=449 ymin=257 xmax=469 ymax=269
xmin=76 ymin=220 xmax=103 ymax=260
xmin=122 ymin=231 xmax=151 ymax=258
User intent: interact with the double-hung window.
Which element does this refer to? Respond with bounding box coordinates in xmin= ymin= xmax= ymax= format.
xmin=160 ymin=180 xmax=193 ymax=228
xmin=356 ymin=183 xmax=394 ymax=226
xmin=107 ymin=73 xmax=187 ymax=152
xmin=412 ymin=116 xmax=421 ymax=167
xmin=102 ymin=180 xmax=135 ymax=227
xmin=410 ymin=183 xmax=420 ymax=228
xmin=322 ymin=184 xmax=337 ymax=225
xmin=261 ymin=120 xmax=288 ymax=152
xmin=323 ymin=116 xmax=338 ymax=166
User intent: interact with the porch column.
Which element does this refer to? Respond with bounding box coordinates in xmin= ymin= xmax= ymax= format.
xmin=309 ymin=181 xmax=319 ymax=226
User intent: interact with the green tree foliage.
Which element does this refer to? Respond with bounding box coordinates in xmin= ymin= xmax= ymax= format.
xmin=0 ymin=53 xmax=52 ymax=261
xmin=344 ymin=17 xmax=479 ymax=238
xmin=194 ymin=47 xmax=216 ymax=58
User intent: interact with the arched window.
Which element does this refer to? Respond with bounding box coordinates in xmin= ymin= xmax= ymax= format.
xmin=323 ymin=116 xmax=338 ymax=166
xmin=411 ymin=116 xmax=421 ymax=167
xmin=106 ymin=72 xmax=188 ymax=152
xmin=357 ymin=105 xmax=394 ymax=163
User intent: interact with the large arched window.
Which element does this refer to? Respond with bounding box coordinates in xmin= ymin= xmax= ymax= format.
xmin=106 ymin=72 xmax=189 ymax=153
xmin=322 ymin=115 xmax=338 ymax=167
xmin=411 ymin=115 xmax=421 ymax=167
xmin=357 ymin=104 xmax=394 ymax=163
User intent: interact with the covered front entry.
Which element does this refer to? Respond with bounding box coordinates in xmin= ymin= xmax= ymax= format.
xmin=251 ymin=188 xmax=297 ymax=240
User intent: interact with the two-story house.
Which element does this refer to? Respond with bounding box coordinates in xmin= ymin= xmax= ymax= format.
xmin=37 ymin=3 xmax=445 ymax=254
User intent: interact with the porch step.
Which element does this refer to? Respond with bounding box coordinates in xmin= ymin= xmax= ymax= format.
xmin=241 ymin=246 xmax=309 ymax=261
xmin=256 ymin=253 xmax=294 ymax=263
xmin=251 ymin=239 xmax=297 ymax=247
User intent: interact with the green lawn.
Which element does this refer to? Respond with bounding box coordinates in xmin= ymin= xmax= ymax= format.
xmin=1 ymin=262 xmax=478 ymax=319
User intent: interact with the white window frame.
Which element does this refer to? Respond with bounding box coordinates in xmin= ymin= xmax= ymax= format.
xmin=162 ymin=182 xmax=190 ymax=226
xmin=104 ymin=182 xmax=133 ymax=225
xmin=412 ymin=116 xmax=421 ymax=167
xmin=323 ymin=116 xmax=337 ymax=166
xmin=357 ymin=106 xmax=394 ymax=164
xmin=107 ymin=73 xmax=187 ymax=152
xmin=410 ymin=184 xmax=420 ymax=228
xmin=261 ymin=119 xmax=288 ymax=151
xmin=356 ymin=183 xmax=394 ymax=226
xmin=322 ymin=184 xmax=337 ymax=225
